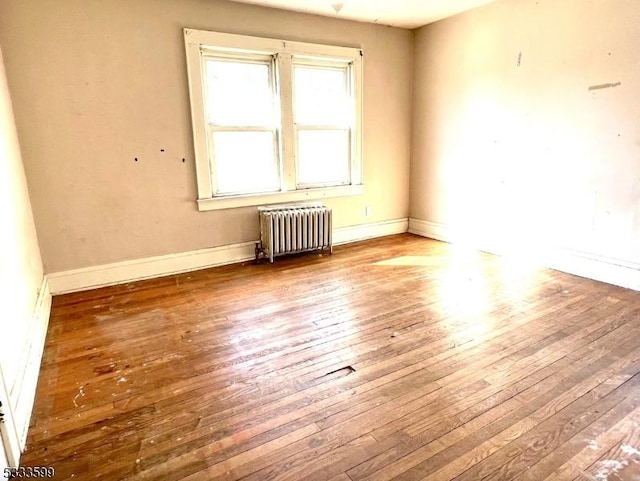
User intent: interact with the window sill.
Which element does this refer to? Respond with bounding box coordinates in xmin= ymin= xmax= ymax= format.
xmin=196 ymin=184 xmax=363 ymax=211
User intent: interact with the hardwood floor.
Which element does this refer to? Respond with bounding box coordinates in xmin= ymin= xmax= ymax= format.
xmin=19 ymin=234 xmax=640 ymax=480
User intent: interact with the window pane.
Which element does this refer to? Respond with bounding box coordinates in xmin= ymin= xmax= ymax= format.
xmin=205 ymin=59 xmax=274 ymax=126
xmin=213 ymin=131 xmax=280 ymax=194
xmin=297 ymin=130 xmax=350 ymax=186
xmin=294 ymin=66 xmax=348 ymax=125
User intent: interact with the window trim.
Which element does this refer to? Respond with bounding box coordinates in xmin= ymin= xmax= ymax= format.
xmin=184 ymin=28 xmax=363 ymax=211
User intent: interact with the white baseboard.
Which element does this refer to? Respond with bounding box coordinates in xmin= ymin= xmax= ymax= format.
xmin=10 ymin=277 xmax=51 ymax=450
xmin=545 ymin=249 xmax=640 ymax=291
xmin=48 ymin=242 xmax=258 ymax=295
xmin=408 ymin=218 xmax=640 ymax=292
xmin=0 ymin=436 xmax=7 ymax=473
xmin=0 ymin=365 xmax=20 ymax=468
xmin=333 ymin=218 xmax=409 ymax=245
xmin=408 ymin=218 xmax=450 ymax=243
xmin=48 ymin=218 xmax=410 ymax=295
xmin=47 ymin=215 xmax=640 ymax=294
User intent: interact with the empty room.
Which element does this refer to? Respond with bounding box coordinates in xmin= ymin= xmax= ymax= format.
xmin=1 ymin=0 xmax=640 ymax=479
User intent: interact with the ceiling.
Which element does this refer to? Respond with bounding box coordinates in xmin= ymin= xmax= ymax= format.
xmin=228 ymin=0 xmax=498 ymax=29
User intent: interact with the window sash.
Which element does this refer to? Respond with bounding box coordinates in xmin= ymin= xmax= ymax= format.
xmin=293 ymin=126 xmax=352 ymax=189
xmin=292 ymin=60 xmax=355 ymax=189
xmin=202 ymin=53 xmax=282 ymax=196
xmin=292 ymin=61 xmax=353 ymax=127
xmin=201 ymin=53 xmax=278 ymax=128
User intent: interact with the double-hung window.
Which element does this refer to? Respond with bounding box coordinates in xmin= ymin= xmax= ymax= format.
xmin=184 ymin=29 xmax=363 ymax=211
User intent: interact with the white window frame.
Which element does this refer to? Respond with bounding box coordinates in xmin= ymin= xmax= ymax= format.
xmin=184 ymin=28 xmax=363 ymax=211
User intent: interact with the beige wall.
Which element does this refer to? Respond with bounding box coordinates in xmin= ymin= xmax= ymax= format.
xmin=411 ymin=0 xmax=640 ymax=263
xmin=0 ymin=0 xmax=413 ymax=273
xmin=0 ymin=46 xmax=45 ymax=400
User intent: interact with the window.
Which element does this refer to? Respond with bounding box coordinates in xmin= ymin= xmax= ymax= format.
xmin=184 ymin=29 xmax=363 ymax=210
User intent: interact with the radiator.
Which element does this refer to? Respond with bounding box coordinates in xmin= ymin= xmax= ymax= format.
xmin=257 ymin=203 xmax=333 ymax=263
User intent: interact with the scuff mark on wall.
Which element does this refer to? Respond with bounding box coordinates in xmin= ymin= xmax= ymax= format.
xmin=588 ymin=82 xmax=621 ymax=91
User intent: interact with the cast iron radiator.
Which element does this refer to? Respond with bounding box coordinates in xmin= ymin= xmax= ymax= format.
xmin=256 ymin=203 xmax=333 ymax=263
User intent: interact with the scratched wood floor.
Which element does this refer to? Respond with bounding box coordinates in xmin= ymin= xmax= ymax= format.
xmin=20 ymin=234 xmax=640 ymax=481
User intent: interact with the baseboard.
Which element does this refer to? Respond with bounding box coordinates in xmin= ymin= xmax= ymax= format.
xmin=48 ymin=218 xmax=410 ymax=295
xmin=408 ymin=218 xmax=450 ymax=243
xmin=48 ymin=242 xmax=258 ymax=295
xmin=10 ymin=277 xmax=52 ymax=450
xmin=545 ymin=248 xmax=640 ymax=291
xmin=0 ymin=436 xmax=8 ymax=473
xmin=333 ymin=218 xmax=409 ymax=245
xmin=408 ymin=218 xmax=640 ymax=292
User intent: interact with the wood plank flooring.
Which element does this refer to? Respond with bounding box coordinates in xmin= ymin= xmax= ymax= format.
xmin=19 ymin=234 xmax=640 ymax=480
